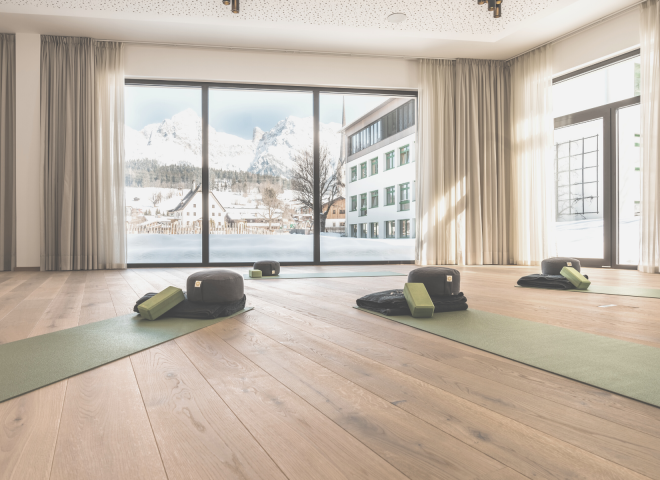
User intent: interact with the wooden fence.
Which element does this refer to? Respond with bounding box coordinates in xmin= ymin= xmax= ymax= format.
xmin=127 ymin=222 xmax=289 ymax=236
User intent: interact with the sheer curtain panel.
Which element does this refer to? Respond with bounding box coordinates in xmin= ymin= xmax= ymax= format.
xmin=416 ymin=59 xmax=510 ymax=265
xmin=639 ymin=0 xmax=660 ymax=273
xmin=41 ymin=36 xmax=125 ymax=271
xmin=454 ymin=59 xmax=510 ymax=265
xmin=416 ymin=59 xmax=458 ymax=265
xmin=0 ymin=34 xmax=15 ymax=271
xmin=508 ymin=45 xmax=555 ymax=266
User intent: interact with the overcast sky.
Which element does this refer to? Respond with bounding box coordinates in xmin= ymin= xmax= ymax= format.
xmin=125 ymin=85 xmax=391 ymax=139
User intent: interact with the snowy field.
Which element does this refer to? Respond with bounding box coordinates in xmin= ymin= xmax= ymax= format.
xmin=128 ymin=233 xmax=415 ymax=263
xmin=554 ymin=218 xmax=639 ymax=264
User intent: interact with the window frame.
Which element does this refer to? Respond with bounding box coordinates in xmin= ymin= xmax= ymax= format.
xmin=385 ymin=220 xmax=396 ymax=239
xmin=399 ymin=145 xmax=410 ymax=166
xmin=359 ymin=193 xmax=368 ymax=217
xmin=370 ymin=222 xmax=379 ymax=238
xmin=350 ymin=165 xmax=357 ymax=183
xmin=552 ymin=49 xmax=640 ymax=270
xmin=385 ymin=186 xmax=396 ymax=206
xmin=360 ymin=161 xmax=368 ymax=179
xmin=126 ymin=79 xmax=416 ymax=266
xmin=350 ymin=195 xmax=358 ymax=212
xmin=385 ymin=151 xmax=395 ymax=170
xmin=370 ymin=157 xmax=378 ymax=175
xmin=370 ymin=190 xmax=378 ymax=208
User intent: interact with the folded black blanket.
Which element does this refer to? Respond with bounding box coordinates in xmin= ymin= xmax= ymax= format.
xmin=517 ymin=273 xmax=589 ymax=290
xmin=357 ymin=289 xmax=468 ymax=316
xmin=134 ymin=292 xmax=246 ymax=319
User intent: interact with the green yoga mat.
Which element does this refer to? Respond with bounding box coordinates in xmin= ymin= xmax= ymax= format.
xmin=0 ymin=308 xmax=253 ymax=404
xmin=244 ymin=271 xmax=407 ymax=280
xmin=517 ymin=284 xmax=660 ymax=299
xmin=355 ymin=307 xmax=660 ymax=407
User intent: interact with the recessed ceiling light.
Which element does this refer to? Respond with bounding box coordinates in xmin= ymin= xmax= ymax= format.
xmin=387 ymin=13 xmax=407 ymax=24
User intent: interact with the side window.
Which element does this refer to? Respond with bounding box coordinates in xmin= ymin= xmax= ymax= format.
xmin=399 ymin=145 xmax=410 ymax=165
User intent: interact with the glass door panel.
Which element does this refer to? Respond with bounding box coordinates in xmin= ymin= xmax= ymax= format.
xmin=617 ymin=104 xmax=641 ymax=266
xmin=319 ymin=93 xmax=416 ymax=261
xmin=553 ymin=118 xmax=605 ymax=260
xmin=208 ymin=89 xmax=313 ymax=262
xmin=125 ymin=85 xmax=202 ymax=263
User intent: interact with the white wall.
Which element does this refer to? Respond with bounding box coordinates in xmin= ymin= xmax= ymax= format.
xmin=124 ymin=44 xmax=418 ymax=90
xmin=553 ymin=6 xmax=640 ymax=76
xmin=15 ymin=33 xmax=41 ymax=268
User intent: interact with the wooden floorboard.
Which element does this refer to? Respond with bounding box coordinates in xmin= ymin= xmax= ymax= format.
xmin=0 ymin=265 xmax=658 ymax=479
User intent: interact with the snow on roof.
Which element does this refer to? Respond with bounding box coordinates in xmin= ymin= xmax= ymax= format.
xmin=169 ymin=184 xmax=226 ymax=213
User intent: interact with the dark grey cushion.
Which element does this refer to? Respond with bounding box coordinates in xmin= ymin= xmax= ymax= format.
xmin=186 ymin=269 xmax=244 ymax=304
xmin=408 ymin=267 xmax=461 ymax=296
xmin=253 ymin=260 xmax=280 ymax=276
xmin=541 ymin=257 xmax=581 ymax=275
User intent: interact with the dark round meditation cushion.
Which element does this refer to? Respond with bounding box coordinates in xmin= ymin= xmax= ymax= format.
xmin=408 ymin=267 xmax=461 ymax=296
xmin=186 ymin=269 xmax=244 ymax=304
xmin=541 ymin=257 xmax=581 ymax=275
xmin=253 ymin=260 xmax=280 ymax=277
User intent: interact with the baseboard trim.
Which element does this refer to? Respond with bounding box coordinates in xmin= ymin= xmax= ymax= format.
xmin=14 ymin=267 xmax=40 ymax=272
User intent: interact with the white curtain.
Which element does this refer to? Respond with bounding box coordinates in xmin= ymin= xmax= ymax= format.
xmin=508 ymin=45 xmax=555 ymax=266
xmin=639 ymin=0 xmax=660 ymax=273
xmin=0 ymin=33 xmax=15 ymax=271
xmin=416 ymin=59 xmax=510 ymax=265
xmin=40 ymin=36 xmax=125 ymax=270
xmin=416 ymin=59 xmax=458 ymax=265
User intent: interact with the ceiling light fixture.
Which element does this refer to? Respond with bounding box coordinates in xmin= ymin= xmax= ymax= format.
xmin=479 ymin=0 xmax=503 ymax=18
xmin=387 ymin=13 xmax=407 ymax=23
xmin=221 ymin=0 xmax=238 ymax=14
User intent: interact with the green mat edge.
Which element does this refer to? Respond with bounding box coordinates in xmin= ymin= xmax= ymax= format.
xmin=515 ymin=284 xmax=660 ymax=299
xmin=353 ymin=306 xmax=660 ymax=408
xmin=0 ymin=307 xmax=254 ymax=404
xmin=243 ymin=271 xmax=407 ymax=280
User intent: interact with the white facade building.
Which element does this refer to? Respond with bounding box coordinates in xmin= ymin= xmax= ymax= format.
xmin=344 ymin=98 xmax=416 ymax=240
xmin=168 ymin=183 xmax=228 ymax=226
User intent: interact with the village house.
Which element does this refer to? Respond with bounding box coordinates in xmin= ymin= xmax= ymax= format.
xmin=168 ymin=182 xmax=228 ymax=227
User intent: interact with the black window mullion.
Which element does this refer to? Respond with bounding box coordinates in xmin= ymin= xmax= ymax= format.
xmin=313 ymin=90 xmax=320 ymax=264
xmin=202 ymin=86 xmax=210 ymax=265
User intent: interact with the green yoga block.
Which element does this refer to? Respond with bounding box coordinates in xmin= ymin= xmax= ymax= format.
xmin=561 ymin=266 xmax=591 ymax=290
xmin=138 ymin=286 xmax=185 ymax=320
xmin=249 ymin=269 xmax=262 ymax=278
xmin=404 ymin=283 xmax=435 ymax=318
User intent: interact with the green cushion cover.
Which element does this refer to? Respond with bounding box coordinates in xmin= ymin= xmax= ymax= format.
xmin=403 ymin=283 xmax=435 ymax=318
xmin=249 ymin=269 xmax=262 ymax=278
xmin=137 ymin=286 xmax=185 ymax=320
xmin=561 ymin=266 xmax=591 ymax=290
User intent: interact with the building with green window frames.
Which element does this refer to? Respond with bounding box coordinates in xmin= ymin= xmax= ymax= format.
xmin=342 ymin=98 xmax=416 ymax=240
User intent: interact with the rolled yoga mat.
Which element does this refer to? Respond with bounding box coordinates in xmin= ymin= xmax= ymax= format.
xmin=243 ymin=271 xmax=407 ymax=280
xmin=355 ymin=307 xmax=660 ymax=407
xmin=0 ymin=308 xmax=253 ymax=404
xmin=517 ymin=284 xmax=660 ymax=299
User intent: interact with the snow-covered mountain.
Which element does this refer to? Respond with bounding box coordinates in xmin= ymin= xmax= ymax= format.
xmin=125 ymin=108 xmax=342 ymax=177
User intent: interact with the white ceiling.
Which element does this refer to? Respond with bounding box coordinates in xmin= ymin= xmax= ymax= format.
xmin=0 ymin=0 xmax=641 ymax=59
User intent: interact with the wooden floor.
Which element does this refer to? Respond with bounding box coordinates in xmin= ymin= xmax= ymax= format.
xmin=0 ymin=265 xmax=659 ymax=479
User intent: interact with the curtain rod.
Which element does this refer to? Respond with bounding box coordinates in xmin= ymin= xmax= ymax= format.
xmin=507 ymin=0 xmax=645 ymax=62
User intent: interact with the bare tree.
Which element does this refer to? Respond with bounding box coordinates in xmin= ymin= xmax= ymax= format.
xmin=150 ymin=191 xmax=162 ymax=208
xmin=257 ymin=183 xmax=283 ymax=230
xmin=290 ymin=146 xmax=345 ymax=233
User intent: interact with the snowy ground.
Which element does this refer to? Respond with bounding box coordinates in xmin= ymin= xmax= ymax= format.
xmin=127 ymin=233 xmax=415 ymax=263
xmin=554 ymin=218 xmax=639 ymax=264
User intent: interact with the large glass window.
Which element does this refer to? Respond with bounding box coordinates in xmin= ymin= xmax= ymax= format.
xmin=125 ymin=85 xmax=203 ymax=264
xmin=399 ymin=219 xmax=410 ymax=238
xmin=617 ymin=104 xmax=641 ymax=266
xmin=208 ymin=89 xmax=313 ymax=262
xmin=554 ymin=54 xmax=640 ymax=117
xmin=552 ymin=50 xmax=640 ymax=268
xmin=126 ymin=84 xmax=416 ymax=265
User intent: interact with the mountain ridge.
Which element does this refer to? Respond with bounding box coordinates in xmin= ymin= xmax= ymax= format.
xmin=126 ymin=108 xmax=342 ymax=177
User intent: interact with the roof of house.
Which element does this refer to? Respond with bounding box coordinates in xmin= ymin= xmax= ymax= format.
xmin=168 ymin=184 xmax=226 ymax=213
